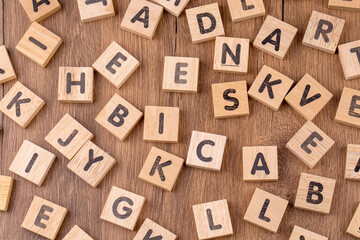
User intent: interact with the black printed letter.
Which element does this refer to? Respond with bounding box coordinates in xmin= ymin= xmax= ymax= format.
xmin=32 ymin=0 xmax=50 ymax=12
xmin=7 ymin=91 xmax=31 ymax=117
xmin=259 ymin=199 xmax=271 ymax=222
xmin=315 ymin=20 xmax=333 ymax=43
xmin=112 ymin=197 xmax=133 ymax=219
xmin=221 ymin=43 xmax=241 ymax=65
xmin=197 ymin=13 xmax=216 ymax=34
xmin=251 ymin=153 xmax=270 ymax=175
xmin=149 ymin=156 xmax=172 ymax=181
xmin=196 ymin=140 xmax=215 ymax=162
xmin=223 ymin=89 xmax=239 ymax=111
xmin=108 ymin=104 xmax=129 ymax=127
xmin=34 ymin=205 xmax=53 ymax=229
xmin=306 ymin=181 xmax=323 ymax=204
xmin=131 ymin=7 xmax=149 ymax=28
xmin=206 ymin=209 xmax=222 ymax=230
xmin=106 ymin=52 xmax=127 ymax=74
xmin=258 ymin=74 xmax=282 ymax=99
xmin=301 ymin=132 xmax=323 ymax=154
xmin=349 ymin=95 xmax=360 ymax=118
xmin=262 ymin=29 xmax=281 ymax=51
xmin=84 ymin=149 xmax=104 ymax=171
xmin=66 ymin=72 xmax=85 ymax=94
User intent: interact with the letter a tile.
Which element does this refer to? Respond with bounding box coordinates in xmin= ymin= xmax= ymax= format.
xmin=134 ymin=218 xmax=177 ymax=240
xmin=19 ymin=0 xmax=61 ymax=22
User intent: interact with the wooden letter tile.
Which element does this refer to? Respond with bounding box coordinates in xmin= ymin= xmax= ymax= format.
xmin=345 ymin=144 xmax=360 ymax=181
xmin=329 ymin=0 xmax=360 ymax=11
xmin=295 ymin=173 xmax=336 ymax=214
xmin=186 ymin=3 xmax=225 ymax=44
xmin=347 ymin=203 xmax=360 ymax=238
xmin=100 ymin=186 xmax=145 ymax=230
xmin=121 ymin=0 xmax=164 ymax=39
xmin=92 ymin=41 xmax=140 ymax=89
xmin=213 ymin=37 xmax=250 ymax=74
xmin=149 ymin=0 xmax=190 ymax=17
xmin=242 ymin=146 xmax=278 ymax=182
xmin=19 ymin=0 xmax=61 ymax=22
xmin=248 ymin=65 xmax=294 ymax=111
xmin=22 ymin=196 xmax=67 ymax=240
xmin=285 ymin=74 xmax=333 ymax=120
xmin=244 ymin=188 xmax=288 ymax=233
xmin=58 ymin=67 xmax=94 ymax=103
xmin=290 ymin=226 xmax=328 ymax=240
xmin=227 ymin=0 xmax=265 ymax=22
xmin=139 ymin=147 xmax=184 ymax=191
xmin=335 ymin=87 xmax=360 ymax=128
xmin=162 ymin=56 xmax=199 ymax=93
xmin=0 ymin=46 xmax=16 ymax=84
xmin=134 ymin=218 xmax=177 ymax=240
xmin=186 ymin=130 xmax=227 ymax=171
xmin=339 ymin=39 xmax=360 ymax=80
xmin=0 ymin=81 xmax=45 ymax=128
xmin=67 ymin=140 xmax=116 ymax=188
xmin=211 ymin=81 xmax=249 ymax=118
xmin=0 ymin=175 xmax=14 ymax=212
xmin=63 ymin=225 xmax=93 ymax=240
xmin=9 ymin=140 xmax=56 ymax=186
xmin=286 ymin=121 xmax=334 ymax=168
xmin=253 ymin=15 xmax=298 ymax=60
xmin=302 ymin=11 xmax=345 ymax=54
xmin=45 ymin=113 xmax=94 ymax=160
xmin=143 ymin=106 xmax=180 ymax=143
xmin=95 ymin=94 xmax=143 ymax=141
xmin=77 ymin=0 xmax=115 ymax=23
xmin=16 ymin=22 xmax=62 ymax=68
xmin=192 ymin=199 xmax=233 ymax=240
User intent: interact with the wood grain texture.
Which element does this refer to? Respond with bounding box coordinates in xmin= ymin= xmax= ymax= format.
xmin=0 ymin=0 xmax=360 ymax=239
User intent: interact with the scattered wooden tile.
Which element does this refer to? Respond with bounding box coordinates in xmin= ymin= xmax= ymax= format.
xmin=143 ymin=106 xmax=180 ymax=143
xmin=185 ymin=3 xmax=225 ymax=44
xmin=0 ymin=175 xmax=13 ymax=212
xmin=58 ymin=67 xmax=94 ymax=103
xmin=302 ymin=11 xmax=345 ymax=54
xmin=92 ymin=41 xmax=140 ymax=89
xmin=294 ymin=173 xmax=336 ymax=214
xmin=63 ymin=225 xmax=93 ymax=240
xmin=253 ymin=15 xmax=298 ymax=60
xmin=134 ymin=218 xmax=177 ymax=240
xmin=0 ymin=81 xmax=45 ymax=128
xmin=16 ymin=22 xmax=62 ymax=68
xmin=162 ymin=56 xmax=199 ymax=93
xmin=77 ymin=0 xmax=115 ymax=23
xmin=213 ymin=37 xmax=250 ymax=74
xmin=242 ymin=146 xmax=278 ymax=182
xmin=19 ymin=0 xmax=61 ymax=22
xmin=9 ymin=140 xmax=56 ymax=186
xmin=139 ymin=147 xmax=184 ymax=191
xmin=244 ymin=188 xmax=288 ymax=233
xmin=339 ymin=39 xmax=360 ymax=80
xmin=248 ymin=65 xmax=294 ymax=111
xmin=227 ymin=0 xmax=265 ymax=22
xmin=121 ymin=0 xmax=164 ymax=39
xmin=192 ymin=199 xmax=233 ymax=240
xmin=285 ymin=74 xmax=333 ymax=120
xmin=95 ymin=94 xmax=143 ymax=141
xmin=0 ymin=45 xmax=16 ymax=84
xmin=100 ymin=186 xmax=145 ymax=231
xmin=345 ymin=144 xmax=360 ymax=181
xmin=329 ymin=0 xmax=360 ymax=11
xmin=67 ymin=140 xmax=116 ymax=188
xmin=45 ymin=113 xmax=94 ymax=160
xmin=335 ymin=87 xmax=360 ymax=128
xmin=290 ymin=226 xmax=328 ymax=240
xmin=286 ymin=121 xmax=335 ymax=168
xmin=347 ymin=203 xmax=360 ymax=238
xmin=150 ymin=0 xmax=190 ymax=17
xmin=211 ymin=81 xmax=249 ymax=118
xmin=22 ymin=196 xmax=67 ymax=240
xmin=186 ymin=130 xmax=227 ymax=171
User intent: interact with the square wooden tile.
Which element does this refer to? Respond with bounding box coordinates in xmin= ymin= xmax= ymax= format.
xmin=186 ymin=3 xmax=225 ymax=44
xmin=149 ymin=0 xmax=190 ymax=17
xmin=285 ymin=74 xmax=333 ymax=120
xmin=294 ymin=173 xmax=336 ymax=214
xmin=22 ymin=196 xmax=67 ymax=240
xmin=211 ymin=81 xmax=249 ymax=118
xmin=63 ymin=225 xmax=93 ymax=240
xmin=9 ymin=140 xmax=56 ymax=186
xmin=16 ymin=22 xmax=62 ymax=68
xmin=302 ymin=11 xmax=345 ymax=54
xmin=339 ymin=40 xmax=360 ymax=80
xmin=143 ymin=106 xmax=180 ymax=143
xmin=347 ymin=203 xmax=360 ymax=238
xmin=77 ymin=0 xmax=115 ymax=23
xmin=213 ymin=37 xmax=250 ymax=74
xmin=242 ymin=146 xmax=278 ymax=182
xmin=335 ymin=87 xmax=360 ymax=128
xmin=45 ymin=113 xmax=94 ymax=160
xmin=227 ymin=0 xmax=265 ymax=22
xmin=290 ymin=226 xmax=328 ymax=240
xmin=253 ymin=15 xmax=298 ymax=60
xmin=192 ymin=199 xmax=233 ymax=240
xmin=139 ymin=147 xmax=184 ymax=191
xmin=244 ymin=188 xmax=288 ymax=233
xmin=19 ymin=0 xmax=61 ymax=22
xmin=95 ymin=94 xmax=143 ymax=141
xmin=92 ymin=41 xmax=140 ymax=89
xmin=121 ymin=0 xmax=164 ymax=39
xmin=286 ymin=121 xmax=335 ymax=168
xmin=162 ymin=56 xmax=199 ymax=93
xmin=345 ymin=144 xmax=360 ymax=181
xmin=67 ymin=140 xmax=116 ymax=188
xmin=186 ymin=130 xmax=227 ymax=171
xmin=248 ymin=65 xmax=294 ymax=111
xmin=0 ymin=175 xmax=13 ymax=212
xmin=100 ymin=186 xmax=145 ymax=231
xmin=0 ymin=46 xmax=16 ymax=84
xmin=134 ymin=218 xmax=177 ymax=240
xmin=0 ymin=81 xmax=45 ymax=128
xmin=329 ymin=0 xmax=360 ymax=10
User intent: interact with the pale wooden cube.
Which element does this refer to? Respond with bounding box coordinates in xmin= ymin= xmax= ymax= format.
xmin=0 ymin=46 xmax=16 ymax=84
xmin=335 ymin=87 xmax=360 ymax=128
xmin=77 ymin=0 xmax=115 ymax=23
xmin=0 ymin=175 xmax=13 ymax=212
xmin=134 ymin=218 xmax=177 ymax=240
xmin=19 ymin=0 xmax=61 ymax=22
xmin=227 ymin=0 xmax=265 ymax=22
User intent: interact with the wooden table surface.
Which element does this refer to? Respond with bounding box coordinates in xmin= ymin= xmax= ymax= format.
xmin=1 ymin=0 xmax=360 ymax=239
